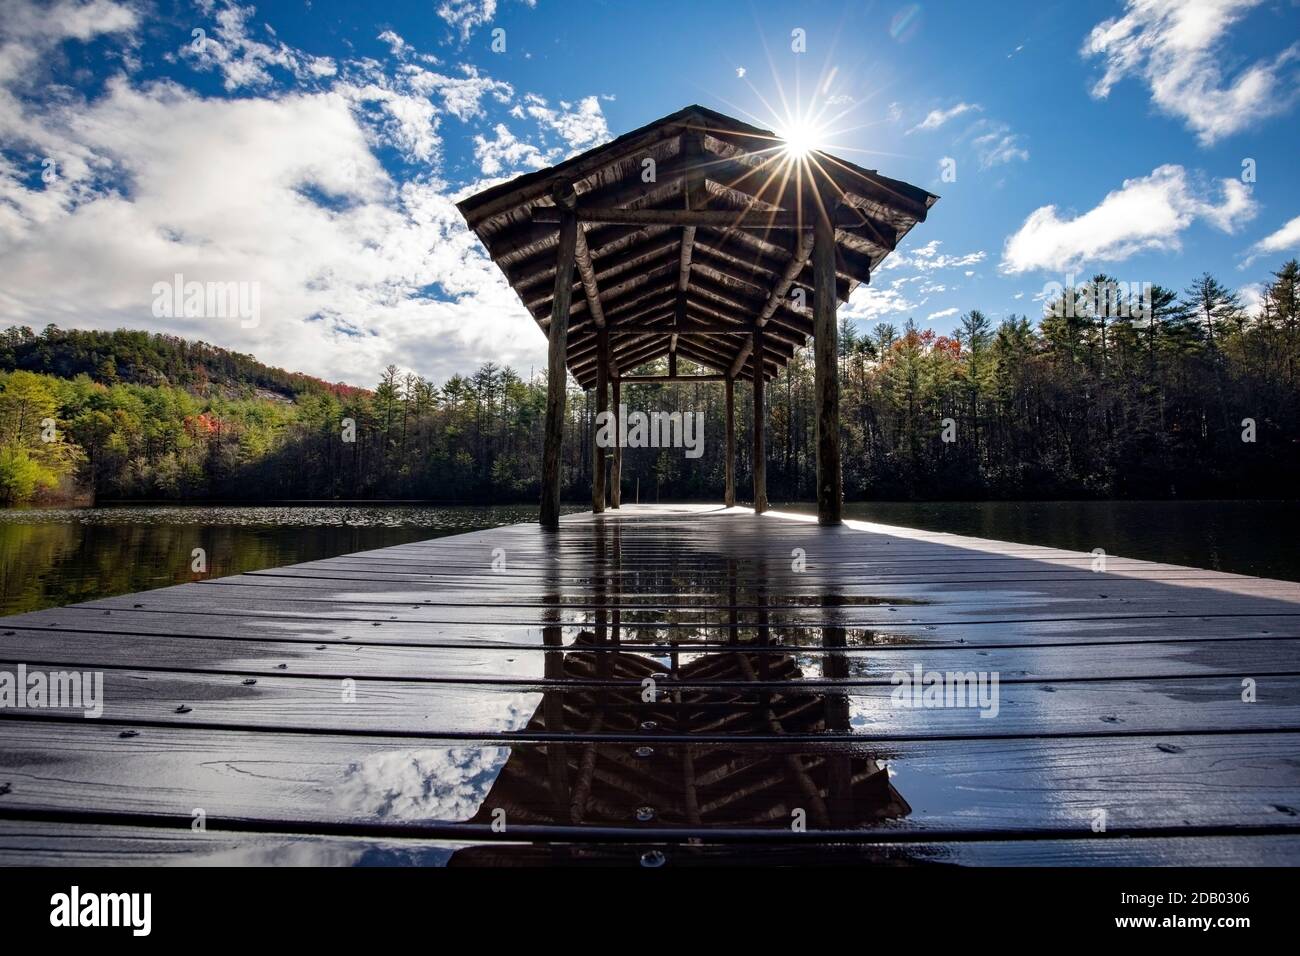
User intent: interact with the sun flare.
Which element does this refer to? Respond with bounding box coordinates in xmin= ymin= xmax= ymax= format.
xmin=777 ymin=117 xmax=825 ymax=158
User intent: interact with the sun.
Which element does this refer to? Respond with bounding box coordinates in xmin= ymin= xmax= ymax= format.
xmin=777 ymin=117 xmax=825 ymax=158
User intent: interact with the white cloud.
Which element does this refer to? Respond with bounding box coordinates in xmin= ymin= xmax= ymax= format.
xmin=377 ymin=30 xmax=411 ymax=59
xmin=523 ymin=94 xmax=610 ymax=150
xmin=0 ymin=0 xmax=137 ymax=88
xmin=1238 ymin=282 xmax=1265 ymax=316
xmin=1241 ymin=214 xmax=1300 ymax=268
xmin=842 ymin=283 xmax=920 ymax=322
xmin=1001 ymin=164 xmax=1258 ymax=274
xmin=969 ymin=121 xmax=1028 ymax=168
xmin=472 ymin=122 xmax=548 ymax=175
xmin=0 ymin=80 xmax=534 ymax=384
xmin=884 ymin=240 xmax=987 ymax=272
xmin=0 ymin=0 xmax=613 ymax=387
xmin=183 ymin=1 xmax=337 ymax=92
xmin=927 ymin=307 xmax=958 ymax=321
xmin=402 ymin=63 xmax=513 ymax=121
xmin=907 ymin=102 xmax=980 ymax=134
xmin=341 ymin=83 xmax=442 ymax=163
xmin=436 ymin=0 xmax=536 ymax=43
xmin=1083 ymin=0 xmax=1300 ymax=145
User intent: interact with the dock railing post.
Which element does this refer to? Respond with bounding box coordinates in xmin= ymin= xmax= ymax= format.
xmin=724 ymin=374 xmax=735 ymax=507
xmin=592 ymin=326 xmax=608 ymax=514
xmin=610 ymin=378 xmax=622 ymax=508
xmin=751 ymin=327 xmax=768 ymax=514
xmin=540 ymin=184 xmax=578 ymax=530
xmin=813 ymin=202 xmax=842 ymax=525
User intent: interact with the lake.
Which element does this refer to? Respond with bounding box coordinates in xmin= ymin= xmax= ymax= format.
xmin=0 ymin=499 xmax=1295 ymax=615
xmin=0 ymin=504 xmax=581 ymax=616
xmin=785 ymin=499 xmax=1300 ymax=583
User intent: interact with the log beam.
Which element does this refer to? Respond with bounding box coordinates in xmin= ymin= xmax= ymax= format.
xmin=813 ymin=205 xmax=842 ymax=526
xmin=751 ymin=326 xmax=767 ymax=514
xmin=592 ymin=326 xmax=609 ymax=513
xmin=572 ymin=226 xmax=606 ymax=328
xmin=618 ymin=373 xmax=727 ymax=383
xmin=610 ymin=379 xmax=622 ymax=509
xmin=532 ymin=205 xmax=870 ymax=229
xmin=541 ymin=196 xmax=578 ymax=529
xmin=724 ymin=375 xmax=735 ymax=507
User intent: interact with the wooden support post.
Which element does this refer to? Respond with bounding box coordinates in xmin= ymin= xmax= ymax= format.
xmin=751 ymin=328 xmax=768 ymax=514
xmin=724 ymin=374 xmax=735 ymax=507
xmin=540 ymin=203 xmax=578 ymax=530
xmin=610 ymin=378 xmax=622 ymax=508
xmin=592 ymin=326 xmax=608 ymax=514
xmin=813 ymin=205 xmax=842 ymax=525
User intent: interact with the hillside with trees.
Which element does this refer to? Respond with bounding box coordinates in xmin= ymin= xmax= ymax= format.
xmin=0 ymin=262 xmax=1296 ymax=506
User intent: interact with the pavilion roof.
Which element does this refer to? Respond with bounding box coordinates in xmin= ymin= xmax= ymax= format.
xmin=456 ymin=104 xmax=938 ymax=387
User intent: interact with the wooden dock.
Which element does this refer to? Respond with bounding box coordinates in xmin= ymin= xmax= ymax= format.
xmin=1 ymin=504 xmax=1298 ymax=866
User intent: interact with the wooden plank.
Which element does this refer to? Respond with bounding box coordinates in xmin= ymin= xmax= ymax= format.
xmin=2 ymin=505 xmax=1297 ymax=864
xmin=5 ymin=606 xmax=1297 ymax=652
xmin=1 ymin=720 xmax=1297 ymax=836
xmin=4 ymin=819 xmax=1295 ymax=866
xmin=3 ymin=662 xmax=1296 ymax=739
xmin=6 ymin=629 xmax=1299 ymax=683
xmin=62 ymin=590 xmax=1300 ymax=632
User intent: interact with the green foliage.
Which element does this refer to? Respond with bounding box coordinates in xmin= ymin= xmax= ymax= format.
xmin=1 ymin=259 xmax=1298 ymax=505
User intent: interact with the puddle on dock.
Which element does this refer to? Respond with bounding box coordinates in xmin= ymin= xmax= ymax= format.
xmin=327 ymin=516 xmax=929 ymax=834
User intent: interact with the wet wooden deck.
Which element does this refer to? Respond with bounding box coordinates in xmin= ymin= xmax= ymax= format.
xmin=1 ymin=504 xmax=1298 ymax=866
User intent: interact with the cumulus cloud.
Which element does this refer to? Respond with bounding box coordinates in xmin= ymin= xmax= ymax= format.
xmin=842 ymin=284 xmax=920 ymax=322
xmin=0 ymin=0 xmax=616 ymax=386
xmin=523 ymin=94 xmax=611 ymax=150
xmin=1001 ymin=164 xmax=1257 ymax=274
xmin=1083 ymin=0 xmax=1300 ymax=145
xmin=907 ymin=102 xmax=980 ymax=134
xmin=437 ymin=0 xmax=537 ymax=43
xmin=472 ymin=122 xmax=547 ymax=175
xmin=1241 ymin=214 xmax=1300 ymax=268
xmin=883 ymin=239 xmax=987 ymax=272
xmin=401 ymin=63 xmax=513 ymax=121
xmin=182 ymin=1 xmax=337 ymax=91
xmin=0 ymin=79 xmax=533 ymax=384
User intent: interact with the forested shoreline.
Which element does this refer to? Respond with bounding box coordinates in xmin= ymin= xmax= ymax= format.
xmin=1 ymin=261 xmax=1297 ymax=506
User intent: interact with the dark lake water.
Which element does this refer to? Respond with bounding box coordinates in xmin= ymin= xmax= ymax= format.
xmin=0 ymin=504 xmax=582 ymax=616
xmin=0 ymin=500 xmax=1295 ymax=615
xmin=786 ymin=499 xmax=1300 ymax=583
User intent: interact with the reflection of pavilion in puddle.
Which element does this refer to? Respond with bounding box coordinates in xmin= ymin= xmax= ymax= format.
xmin=466 ymin=630 xmax=911 ymax=830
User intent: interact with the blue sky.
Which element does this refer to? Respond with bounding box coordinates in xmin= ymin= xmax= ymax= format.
xmin=1 ymin=0 xmax=1298 ymax=386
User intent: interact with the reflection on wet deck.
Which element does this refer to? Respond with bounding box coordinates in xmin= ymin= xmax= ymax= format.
xmin=471 ymin=633 xmax=909 ymax=828
xmin=1 ymin=504 xmax=1298 ymax=865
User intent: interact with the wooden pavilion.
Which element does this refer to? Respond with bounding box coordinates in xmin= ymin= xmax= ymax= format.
xmin=456 ymin=105 xmax=937 ymax=526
